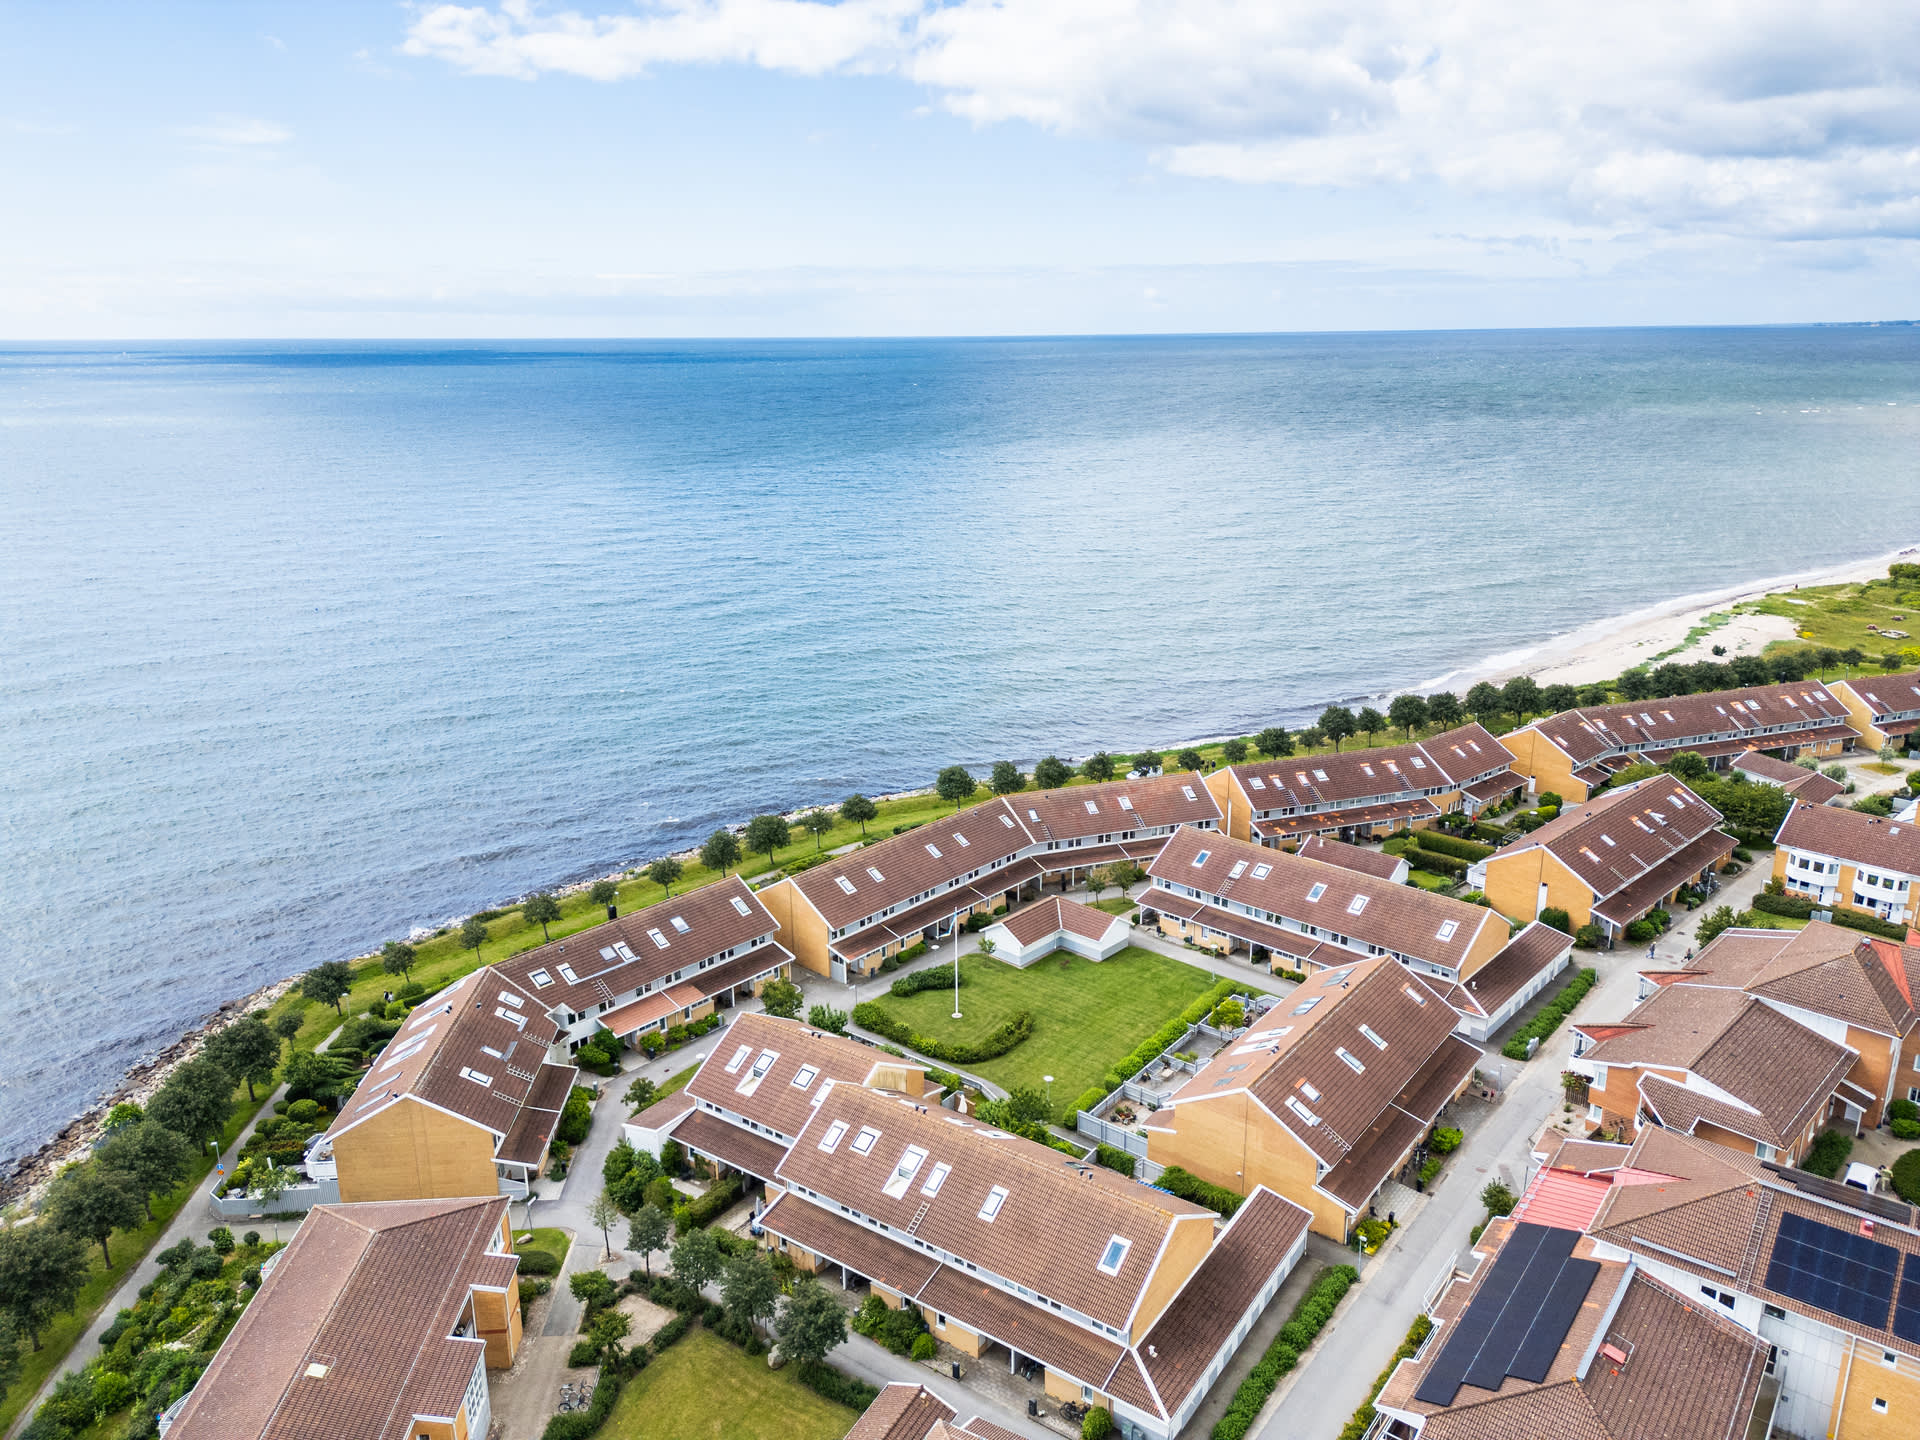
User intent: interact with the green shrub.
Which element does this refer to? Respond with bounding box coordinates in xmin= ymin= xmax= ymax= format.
xmin=1893 ymin=1119 xmax=1920 ymax=1141
xmin=1802 ymin=1128 xmax=1854 ymax=1179
xmin=1500 ymin=968 xmax=1598 ymax=1060
xmin=851 ymin=1002 xmax=1034 ymax=1065
xmin=1412 ymin=831 xmax=1495 ymax=863
xmin=1082 ymin=1406 xmax=1114 ymax=1440
xmin=1892 ymin=1149 xmax=1920 ymax=1204
xmin=1623 ymin=918 xmax=1657 ymax=943
xmin=1210 ymin=1266 xmax=1358 ymax=1440
xmin=517 ymin=1248 xmax=561 ymax=1277
xmin=286 ymin=1099 xmax=322 ymax=1123
xmin=207 ymin=1227 xmax=235 ymax=1255
xmin=540 ymin=1367 xmax=621 ymax=1440
xmin=1427 ymin=1127 xmax=1463 ymax=1154
xmin=1338 ymin=1314 xmax=1435 ymax=1440
xmin=1537 ymin=907 xmax=1571 ymax=935
xmin=1891 ymin=1098 xmax=1920 ymax=1123
xmin=1573 ymin=923 xmax=1604 ymax=949
xmin=1071 ymin=1087 xmax=1108 ymax=1118
xmin=795 ymin=1360 xmax=880 ymax=1410
xmin=1093 ymin=1144 xmax=1136 ymax=1177
xmin=1406 ymin=848 xmax=1470 ymax=876
xmin=851 ymin=1295 xmax=930 ymax=1355
xmin=678 ymin=1172 xmax=745 ymax=1232
xmin=557 ymin=1086 xmax=594 ymax=1146
xmin=1418 ymin=1156 xmax=1442 ymax=1186
xmin=1155 ymin=1165 xmax=1244 ymax=1217
xmin=1481 ymin=1181 xmax=1517 ymax=1217
xmin=889 ymin=967 xmax=967 ymax=998
xmin=910 ymin=1333 xmax=937 ymax=1362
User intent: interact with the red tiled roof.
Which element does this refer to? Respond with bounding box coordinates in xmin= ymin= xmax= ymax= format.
xmin=1518 ymin=681 xmax=1853 ymax=767
xmin=1496 ymin=778 xmax=1727 ymax=904
xmin=1297 ymin=835 xmax=1408 ymax=881
xmin=846 ymin=1384 xmax=956 ymax=1440
xmin=671 ymin=1109 xmax=790 ymax=1181
xmin=1777 ymin=800 xmax=1920 ymax=877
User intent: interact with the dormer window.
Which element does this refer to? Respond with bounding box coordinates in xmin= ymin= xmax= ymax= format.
xmin=978 ymin=1185 xmax=1009 ymax=1221
xmin=882 ymin=1146 xmax=928 ymax=1199
xmin=1097 ymin=1236 xmax=1131 ymax=1275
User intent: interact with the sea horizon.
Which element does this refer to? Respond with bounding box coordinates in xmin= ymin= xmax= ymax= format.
xmin=7 ymin=324 xmax=1920 ymax=1168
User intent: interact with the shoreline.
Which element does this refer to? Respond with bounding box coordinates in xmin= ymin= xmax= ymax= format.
xmin=11 ymin=539 xmax=1917 ymax=1198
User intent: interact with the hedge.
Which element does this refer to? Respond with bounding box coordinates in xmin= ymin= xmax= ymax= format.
xmin=678 ymin=1171 xmax=745 ymax=1232
xmin=1337 ymin=1314 xmax=1435 ymax=1440
xmin=1100 ymin=979 xmax=1259 ymax=1092
xmin=1155 ymin=1165 xmax=1244 ymax=1217
xmin=795 ymin=1359 xmax=880 ymax=1410
xmin=1751 ymin=892 xmax=1909 ymax=939
xmin=1802 ymin=1128 xmax=1853 ymax=1179
xmin=852 ymin=1002 xmax=1034 ymax=1064
xmin=1210 ymin=1265 xmax=1359 ymax=1440
xmin=1405 ymin=848 xmax=1470 ymax=876
xmin=1093 ymin=1144 xmax=1136 ymax=1177
xmin=889 ymin=966 xmax=968 ymax=998
xmin=1412 ymin=832 xmax=1494 ymax=863
xmin=1892 ymin=1148 xmax=1920 ymax=1204
xmin=1500 ymin=967 xmax=1598 ymax=1061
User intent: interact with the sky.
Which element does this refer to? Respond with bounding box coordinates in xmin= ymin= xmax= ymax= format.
xmin=3 ymin=0 xmax=1919 ymax=337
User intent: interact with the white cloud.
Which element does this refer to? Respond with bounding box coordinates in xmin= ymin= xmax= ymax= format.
xmin=182 ymin=115 xmax=292 ymax=147
xmin=403 ymin=0 xmax=1920 ymax=239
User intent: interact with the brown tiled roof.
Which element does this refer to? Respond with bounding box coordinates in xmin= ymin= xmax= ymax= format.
xmin=1741 ymin=922 xmax=1916 ymax=1037
xmin=326 ymin=967 xmax=560 ymax=1146
xmin=1251 ymin=797 xmax=1442 ymax=839
xmin=1225 ymin=724 xmax=1515 ymax=816
xmin=597 ymin=981 xmax=711 ymax=1037
xmin=1463 ymin=771 xmax=1528 ymax=804
xmin=789 ymin=800 xmax=1038 ymax=932
xmin=1588 ymin=829 xmax=1734 ymax=925
xmin=1319 ymin=1035 xmax=1480 ymax=1207
xmin=1839 ymin=670 xmax=1920 ymax=723
xmin=758 ymin=1192 xmax=942 ymax=1297
xmin=1451 ymin=922 xmax=1573 ymax=1019
xmin=1548 ymin=1140 xmax=1634 ymax=1174
xmin=1149 ymin=826 xmax=1501 ymax=973
xmin=1517 ymin=682 xmax=1854 ymax=767
xmin=1777 ymin=800 xmax=1920 ymax=876
xmin=626 ymin=1088 xmax=695 ymax=1132
xmin=494 ymin=874 xmax=777 ymax=1016
xmin=1030 ymin=837 xmax=1180 ymax=876
xmin=1418 ymin=1382 xmax=1611 ymax=1440
xmin=1730 ymin=750 xmax=1848 ymax=801
xmin=1015 ymin=771 xmax=1221 ymax=841
xmin=496 ymin=1062 xmax=579 ymax=1165
xmin=916 ymin=1265 xmax=1125 ymax=1386
xmin=1296 ymin=835 xmax=1408 ymax=881
xmin=777 ymin=1084 xmax=1212 ymax=1331
xmin=951 ymin=1419 xmax=1028 ymax=1440
xmin=1114 ymin=1187 xmax=1310 ymax=1417
xmin=1495 ymin=778 xmax=1727 ymax=903
xmin=829 ymin=859 xmax=1048 ymax=961
xmin=168 ymin=1198 xmax=515 ymax=1440
xmin=686 ymin=1012 xmax=910 ymax=1142
xmin=996 ymin=896 xmax=1127 ymax=948
xmin=845 ymin=1384 xmax=955 ymax=1440
xmin=672 ymin=1108 xmax=790 ymax=1180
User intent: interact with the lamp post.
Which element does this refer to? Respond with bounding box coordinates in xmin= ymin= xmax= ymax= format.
xmin=1044 ymin=1075 xmax=1054 ymax=1111
xmin=951 ymin=909 xmax=963 ymax=1021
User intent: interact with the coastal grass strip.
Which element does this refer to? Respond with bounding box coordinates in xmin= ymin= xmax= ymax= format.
xmin=1210 ymin=1264 xmax=1358 ymax=1440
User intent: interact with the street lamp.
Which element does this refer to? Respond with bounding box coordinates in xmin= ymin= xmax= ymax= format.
xmin=951 ymin=908 xmax=964 ymax=1021
xmin=1044 ymin=1075 xmax=1054 ymax=1111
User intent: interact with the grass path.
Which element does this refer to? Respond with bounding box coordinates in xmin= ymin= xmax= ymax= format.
xmin=602 ymin=1329 xmax=856 ymax=1440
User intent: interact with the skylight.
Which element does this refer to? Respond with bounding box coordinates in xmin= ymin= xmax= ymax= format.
xmin=1097 ymin=1236 xmax=1131 ymax=1275
xmin=1437 ymin=921 xmax=1458 ymax=942
xmin=1599 ymin=835 xmax=1615 ymax=847
xmin=953 ymin=833 xmax=969 ymax=847
xmin=1249 ymin=776 xmax=1265 ymax=789
xmin=1292 ymin=997 xmax=1322 ymax=1015
xmin=1117 ymin=795 xmax=1133 ymax=810
xmin=1229 ymin=861 xmax=1248 ymax=879
xmin=882 ymin=1146 xmax=928 ymax=1199
xmin=750 ymin=1051 xmax=776 ymax=1079
xmin=530 ymin=969 xmax=553 ymax=988
xmin=495 ymin=1007 xmax=525 ymax=1029
xmin=791 ymin=1065 xmax=819 ymax=1089
xmin=1192 ymin=850 xmax=1211 ymax=867
xmin=819 ymin=1120 xmax=849 ymax=1153
xmin=1252 ymin=864 xmax=1271 ymax=880
xmin=1336 ymin=1046 xmax=1365 ymax=1073
xmin=850 ymin=1126 xmax=881 ymax=1156
xmin=922 ymin=1162 xmax=951 ymax=1196
xmin=1028 ymin=808 xmax=1040 ymax=822
xmin=1411 ymin=756 xmax=1426 ymax=769
xmin=1181 ymin=786 xmax=1197 ymax=801
xmin=497 ymin=990 xmax=523 ymax=1008
xmin=978 ymin=1185 xmax=1009 ymax=1221
xmin=730 ymin=895 xmax=752 ymax=916
xmin=647 ymin=929 xmax=670 ymax=949
xmin=867 ymin=866 xmax=885 ymax=882
xmin=1285 ymin=1096 xmax=1320 ymax=1126
xmin=670 ymin=915 xmax=689 ymax=934
xmin=1299 ymin=1079 xmax=1321 ymax=1100
xmin=1306 ymin=883 xmax=1327 ymax=902
xmin=926 ymin=842 xmax=943 ymax=858
xmin=460 ymin=1067 xmax=493 ymax=1087
xmin=1404 ymin=985 xmax=1428 ymax=1006
xmin=1347 ymin=895 xmax=1369 ymax=915
xmin=1359 ymin=1023 xmax=1387 ymax=1049
xmin=557 ymin=964 xmax=579 ymax=983
xmin=725 ymin=1044 xmax=752 ymax=1073
xmin=1085 ymin=800 xmax=1100 ymax=814
xmin=999 ymin=813 xmax=1016 ymax=827
xmin=836 ymin=876 xmax=857 ymax=894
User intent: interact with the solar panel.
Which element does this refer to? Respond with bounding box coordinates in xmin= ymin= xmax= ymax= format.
xmin=1510 ymin=1257 xmax=1601 ymax=1382
xmin=1414 ymin=1224 xmax=1596 ymax=1406
xmin=1765 ymin=1211 xmax=1898 ymax=1331
xmin=1896 ymin=1254 xmax=1920 ymax=1347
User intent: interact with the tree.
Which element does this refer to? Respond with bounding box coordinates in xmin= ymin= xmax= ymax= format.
xmin=46 ymin=1164 xmax=145 ymax=1266
xmin=1085 ymin=869 xmax=1108 ymax=906
xmin=1502 ymin=676 xmax=1542 ymax=723
xmin=745 ymin=814 xmax=790 ymax=862
xmin=586 ymin=1308 xmax=631 ymax=1366
xmin=300 ymin=959 xmax=353 ymax=1014
xmin=1540 ymin=683 xmax=1579 ymax=715
xmin=1175 ymin=748 xmax=1204 ymax=772
xmin=1426 ymin=691 xmax=1463 ymax=729
xmin=807 ymin=1004 xmax=848 ymax=1035
xmin=722 ymin=1251 xmax=782 ymax=1329
xmin=1840 ymin=646 xmax=1867 ymax=672
xmin=1318 ymin=706 xmax=1357 ymax=752
xmin=624 ymin=1075 xmax=659 ymax=1112
xmin=1131 ymin=750 xmax=1163 ymax=775
xmin=800 ymin=808 xmax=836 ymax=851
xmin=1480 ymin=1181 xmax=1517 ymax=1217
xmin=94 ymin=1120 xmax=192 ymax=1221
xmin=523 ymin=893 xmax=561 ymax=941
xmin=760 ymin=976 xmax=804 ymax=1019
xmin=1081 ymin=752 xmax=1117 ymax=783
xmin=458 ymin=915 xmax=489 ymax=962
xmin=1666 ymin=750 xmax=1711 ymax=782
xmin=1696 ymin=905 xmax=1738 ymax=946
xmin=569 ymin=1269 xmax=617 ymax=1311
xmin=589 ymin=878 xmax=619 ymax=909
xmin=589 ymin=1187 xmax=622 ymax=1260
xmin=0 ymin=1224 xmax=88 ymax=1350
xmin=203 ymin=1016 xmax=280 ymax=1101
xmin=646 ymin=857 xmax=684 ymax=896
xmin=627 ymin=1205 xmax=672 ymax=1277
xmin=102 ymin=1102 xmax=143 ymax=1134
xmin=1296 ymin=725 xmax=1325 ymax=750
xmin=145 ymin=1056 xmax=233 ymax=1150
xmin=1618 ymin=668 xmax=1657 ymax=700
xmin=272 ymin=1010 xmax=305 ymax=1044
xmin=1462 ymin=682 xmax=1503 ymax=725
xmin=935 ymin=766 xmax=978 ymax=810
xmin=1033 ymin=755 xmax=1072 ymax=789
xmin=988 ymin=762 xmax=1025 ymax=796
xmin=700 ymin=828 xmax=742 ymax=876
xmin=380 ymin=940 xmax=417 ymax=982
xmin=1254 ymin=727 xmax=1293 ymax=759
xmin=1387 ymin=694 xmax=1428 ymax=739
xmin=1221 ymin=739 xmax=1248 ymax=763
xmin=671 ymin=1227 xmax=724 ymax=1295
xmin=281 ymin=1049 xmax=357 ymax=1105
xmin=0 ymin=1317 xmax=19 ymax=1399
xmin=775 ymin=1276 xmax=848 ymax=1364
xmin=1355 ymin=708 xmax=1386 ymax=745
xmin=841 ymin=793 xmax=879 ymax=833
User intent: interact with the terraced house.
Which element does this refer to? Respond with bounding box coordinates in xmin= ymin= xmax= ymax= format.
xmin=1500 ymin=680 xmax=1857 ymax=802
xmin=1203 ymin=723 xmax=1523 ymax=845
xmin=161 ymin=1197 xmax=522 ymax=1440
xmin=316 ymin=967 xmax=579 ymax=1202
xmin=1833 ymin=668 xmax=1920 ymax=752
xmin=759 ymin=1081 xmax=1312 ymax=1440
xmin=759 ymin=773 xmax=1219 ymax=982
xmin=1143 ymin=958 xmax=1481 ymax=1240
xmin=495 ymin=874 xmax=792 ymax=1054
xmin=1774 ymin=802 xmax=1920 ymax=927
xmin=1636 ymin=920 xmax=1916 ymax=1127
xmin=1477 ymin=777 xmax=1734 ymax=942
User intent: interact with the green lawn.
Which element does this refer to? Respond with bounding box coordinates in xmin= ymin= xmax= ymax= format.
xmin=517 ymin=1226 xmax=572 ymax=1271
xmin=1090 ymin=897 xmax=1138 ymax=915
xmin=603 ymin=1329 xmax=856 ymax=1440
xmin=863 ymin=946 xmax=1221 ymax=1119
xmin=1407 ymin=869 xmax=1457 ymax=891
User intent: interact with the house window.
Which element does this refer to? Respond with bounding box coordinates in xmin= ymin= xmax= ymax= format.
xmin=1097 ymin=1236 xmax=1131 ymax=1275
xmin=1885 ymin=1350 xmax=1900 ymax=1368
xmin=925 ymin=842 xmax=943 ymax=858
xmin=1252 ymin=864 xmax=1271 ymax=879
xmin=1756 ymin=1142 xmax=1775 ymax=1161
xmin=1588 ymin=1103 xmax=1603 ymax=1122
xmin=1763 ymin=1304 xmax=1786 ymax=1320
xmin=1306 ymin=883 xmax=1327 ymax=902
xmin=670 ymin=915 xmax=690 ymax=933
xmin=1359 ymin=1024 xmax=1387 ymax=1050
xmin=979 ymin=1186 xmax=1009 ymax=1221
xmin=1336 ymin=1047 xmax=1365 ymax=1074
xmin=819 ymin=1121 xmax=849 ymax=1153
xmin=1700 ymin=1286 xmax=1734 ymax=1310
xmin=460 ymin=1067 xmax=493 ymax=1087
xmin=850 ymin=1126 xmax=881 ymax=1156
xmin=1873 ymin=1399 xmax=1888 ymax=1415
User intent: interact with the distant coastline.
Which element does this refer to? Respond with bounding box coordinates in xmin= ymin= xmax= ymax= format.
xmin=14 ymin=537 xmax=1916 ymax=1200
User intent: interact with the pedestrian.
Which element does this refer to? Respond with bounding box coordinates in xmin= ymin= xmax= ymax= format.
xmin=1647 ymin=944 xmax=1656 ymax=960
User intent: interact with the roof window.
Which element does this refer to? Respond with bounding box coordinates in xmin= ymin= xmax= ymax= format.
xmin=557 ymin=964 xmax=579 ymax=983
xmin=1359 ymin=1023 xmax=1387 ymax=1049
xmin=1360 ymin=764 xmax=1374 ymax=777
xmin=1599 ymin=835 xmax=1616 ymax=848
xmin=530 ymin=969 xmax=554 ymax=988
xmin=978 ymin=1185 xmax=1009 ymax=1221
xmin=819 ymin=1120 xmax=849 ymax=1153
xmin=497 ymin=990 xmax=523 ymax=1008
xmin=1117 ymin=795 xmax=1134 ymax=810
xmin=460 ymin=1067 xmax=493 ymax=1086
xmin=836 ymin=876 xmax=857 ymax=895
xmin=999 ymin=812 xmax=1015 ymax=828
xmin=481 ymin=1044 xmax=504 ymax=1059
xmin=749 ymin=1050 xmax=777 ymax=1081
xmin=1411 ymin=756 xmax=1427 ymax=769
xmin=1085 ymin=800 xmax=1100 ymax=814
xmin=1346 ymin=894 xmax=1368 ymax=915
xmin=1299 ymin=1079 xmax=1321 ymax=1100
xmin=1192 ymin=850 xmax=1211 ymax=867
xmin=922 ymin=1162 xmax=951 ymax=1196
xmin=1028 ymin=808 xmax=1040 ymax=822
xmin=670 ymin=915 xmax=689 ymax=933
xmin=647 ymin=928 xmax=670 ymax=949
xmin=1249 ymin=776 xmax=1265 ymax=789
xmin=926 ymin=842 xmax=943 ymax=858
xmin=1437 ymin=921 xmax=1458 ymax=942
xmin=1182 ymin=786 xmax=1197 ymax=801
xmin=730 ymin=895 xmax=751 ymax=916
xmin=724 ymin=1045 xmax=752 ymax=1074
xmin=791 ymin=1065 xmax=819 ymax=1090
xmin=1403 ymin=984 xmax=1428 ymax=1006
xmin=883 ymin=1146 xmax=929 ymax=1199
xmin=1252 ymin=864 xmax=1271 ymax=880
xmin=1098 ymin=1236 xmax=1131 ymax=1275
xmin=1285 ymin=1095 xmax=1320 ymax=1126
xmin=1336 ymin=1046 xmax=1365 ymax=1073
xmin=850 ymin=1126 xmax=881 ymax=1156
xmin=1306 ymin=883 xmax=1327 ymax=902
xmin=1292 ymin=996 xmax=1322 ymax=1016
xmin=1312 ymin=769 xmax=1329 ymax=782
xmin=867 ymin=866 xmax=885 ymax=882
xmin=495 ymin=1007 xmax=526 ymax=1029
xmin=954 ymin=833 xmax=969 ymax=847
xmin=615 ymin=942 xmax=638 ymax=961
xmin=1229 ymin=861 xmax=1248 ymax=879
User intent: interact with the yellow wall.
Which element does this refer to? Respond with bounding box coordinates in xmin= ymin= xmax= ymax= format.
xmin=1045 ymin=1369 xmax=1110 ymax=1407
xmin=472 ymin=1285 xmax=522 ymax=1368
xmin=1147 ymin=1092 xmax=1351 ymax=1240
xmin=1205 ymin=770 xmax=1251 ymax=842
xmin=1833 ymin=1345 xmax=1920 ymax=1438
xmin=1500 ymin=727 xmax=1586 ymax=803
xmin=1131 ymin=1214 xmax=1214 ymax=1339
xmin=762 ymin=879 xmax=833 ymax=977
xmin=920 ymin=1305 xmax=983 ymax=1356
xmin=1456 ymin=917 xmax=1510 ymax=982
xmin=333 ymin=1098 xmax=499 ymax=1203
xmin=1483 ymin=846 xmax=1595 ymax=929
xmin=1155 ymin=913 xmax=1232 ymax=954
xmin=1833 ymin=681 xmax=1895 ymax=752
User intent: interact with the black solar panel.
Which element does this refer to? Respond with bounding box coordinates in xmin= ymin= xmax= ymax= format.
xmin=1765 ymin=1211 xmax=1898 ymax=1331
xmin=1415 ymin=1224 xmax=1596 ymax=1406
xmin=1895 ymin=1253 xmax=1920 ymax=1347
xmin=1511 ymin=1257 xmax=1601 ymax=1382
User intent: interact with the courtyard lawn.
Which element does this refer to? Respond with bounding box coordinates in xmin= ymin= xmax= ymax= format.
xmin=1090 ymin=897 xmax=1138 ymax=915
xmin=516 ymin=1227 xmax=571 ymax=1272
xmin=604 ymin=1329 xmax=857 ymax=1440
xmin=1406 ymin=869 xmax=1456 ymax=891
xmin=861 ymin=945 xmax=1223 ymax=1119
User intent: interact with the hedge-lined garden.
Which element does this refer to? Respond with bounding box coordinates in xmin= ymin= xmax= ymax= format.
xmin=1070 ymin=977 xmax=1262 ymax=1119
xmin=1500 ymin=968 xmax=1597 ymax=1061
xmin=850 ymin=1003 xmax=1034 ymax=1064
xmin=1751 ymin=889 xmax=1909 ymax=940
xmin=1210 ymin=1265 xmax=1358 ymax=1440
xmin=1153 ymin=1166 xmax=1244 ymax=1217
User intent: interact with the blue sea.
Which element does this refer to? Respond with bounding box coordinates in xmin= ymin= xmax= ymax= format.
xmin=5 ymin=328 xmax=1920 ymax=1166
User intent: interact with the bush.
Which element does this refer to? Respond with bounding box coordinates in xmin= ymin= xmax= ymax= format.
xmin=518 ymin=1248 xmax=562 ymax=1277
xmin=1892 ymin=1149 xmax=1920 ymax=1204
xmin=1083 ymin=1407 xmax=1114 ymax=1440
xmin=1537 ymin=907 xmax=1571 ymax=935
xmin=1406 ymin=848 xmax=1470 ymax=876
xmin=286 ymin=1099 xmax=322 ymax=1123
xmin=1071 ymin=1087 xmax=1108 ymax=1120
xmin=1891 ymin=1099 xmax=1919 ymax=1123
xmin=1427 ymin=1127 xmax=1463 ymax=1154
xmin=1155 ymin=1165 xmax=1243 ymax=1217
xmin=568 ymin=1338 xmax=601 ymax=1366
xmin=1413 ymin=831 xmax=1495 ymax=862
xmin=679 ymin=1172 xmax=745 ymax=1232
xmin=1210 ymin=1266 xmax=1358 ymax=1440
xmin=1093 ymin=1144 xmax=1136 ymax=1177
xmin=1481 ymin=1181 xmax=1517 ymax=1216
xmin=795 ymin=1360 xmax=880 ymax=1410
xmin=889 ymin=967 xmax=966 ymax=998
xmin=1573 ymin=923 xmax=1603 ymax=949
xmin=1418 ymin=1156 xmax=1443 ymax=1186
xmin=1802 ymin=1128 xmax=1854 ymax=1179
xmin=1338 ymin=1314 xmax=1435 ymax=1440
xmin=540 ymin=1367 xmax=621 ymax=1440
xmin=910 ymin=1332 xmax=937 ymax=1361
xmin=207 ymin=1227 xmax=235 ymax=1255
xmin=557 ymin=1087 xmax=594 ymax=1146
xmin=1500 ymin=968 xmax=1598 ymax=1060
xmin=852 ymin=1002 xmax=1034 ymax=1065
xmin=1893 ymin=1119 xmax=1920 ymax=1141
xmin=1623 ymin=918 xmax=1658 ymax=943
